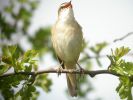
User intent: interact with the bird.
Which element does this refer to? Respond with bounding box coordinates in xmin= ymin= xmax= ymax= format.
xmin=51 ymin=1 xmax=83 ymax=97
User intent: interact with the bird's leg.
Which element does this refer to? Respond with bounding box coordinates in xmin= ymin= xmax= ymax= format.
xmin=56 ymin=61 xmax=64 ymax=76
xmin=76 ymin=62 xmax=85 ymax=76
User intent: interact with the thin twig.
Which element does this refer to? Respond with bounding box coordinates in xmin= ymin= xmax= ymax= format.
xmin=0 ymin=67 xmax=121 ymax=78
xmin=113 ymin=32 xmax=133 ymax=42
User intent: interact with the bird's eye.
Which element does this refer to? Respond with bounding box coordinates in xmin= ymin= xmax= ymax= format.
xmin=58 ymin=6 xmax=67 ymax=13
xmin=60 ymin=6 xmax=64 ymax=9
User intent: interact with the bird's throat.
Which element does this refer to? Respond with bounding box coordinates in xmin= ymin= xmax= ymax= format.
xmin=58 ymin=8 xmax=75 ymax=23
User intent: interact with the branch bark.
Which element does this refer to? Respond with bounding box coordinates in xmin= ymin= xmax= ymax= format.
xmin=0 ymin=67 xmax=121 ymax=78
xmin=113 ymin=32 xmax=133 ymax=42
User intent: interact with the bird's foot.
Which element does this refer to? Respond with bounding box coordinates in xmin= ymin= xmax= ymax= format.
xmin=56 ymin=65 xmax=63 ymax=76
xmin=77 ymin=62 xmax=85 ymax=77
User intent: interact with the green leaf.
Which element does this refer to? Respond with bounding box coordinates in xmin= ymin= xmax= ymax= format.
xmin=0 ymin=74 xmax=27 ymax=99
xmin=114 ymin=46 xmax=130 ymax=60
xmin=4 ymin=6 xmax=13 ymax=13
xmin=25 ymin=65 xmax=32 ymax=72
xmin=18 ymin=0 xmax=28 ymax=3
xmin=90 ymin=42 xmax=108 ymax=54
xmin=96 ymin=58 xmax=102 ymax=67
xmin=108 ymin=46 xmax=132 ymax=76
xmin=2 ymin=46 xmax=11 ymax=56
xmin=23 ymin=50 xmax=38 ymax=62
xmin=89 ymin=42 xmax=108 ymax=67
xmin=109 ymin=59 xmax=133 ymax=77
xmin=76 ymin=75 xmax=93 ymax=97
xmin=12 ymin=45 xmax=23 ymax=60
xmin=18 ymin=8 xmax=31 ymax=21
xmin=108 ymin=47 xmax=133 ymax=100
xmin=35 ymin=74 xmax=52 ymax=92
xmin=2 ymin=45 xmax=17 ymax=57
xmin=19 ymin=85 xmax=36 ymax=100
xmin=14 ymin=61 xmax=25 ymax=71
xmin=30 ymin=1 xmax=39 ymax=10
xmin=116 ymin=76 xmax=133 ymax=100
xmin=8 ymin=45 xmax=17 ymax=56
xmin=28 ymin=85 xmax=36 ymax=92
xmin=0 ymin=64 xmax=9 ymax=75
xmin=28 ymin=27 xmax=52 ymax=58
xmin=2 ymin=56 xmax=12 ymax=65
xmin=123 ymin=62 xmax=133 ymax=76
xmin=0 ymin=0 xmax=41 ymax=99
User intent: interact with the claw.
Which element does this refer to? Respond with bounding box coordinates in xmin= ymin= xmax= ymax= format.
xmin=56 ymin=62 xmax=64 ymax=76
xmin=77 ymin=62 xmax=85 ymax=77
xmin=56 ymin=66 xmax=63 ymax=76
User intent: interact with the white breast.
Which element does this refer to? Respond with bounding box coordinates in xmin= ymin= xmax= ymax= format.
xmin=52 ymin=21 xmax=83 ymax=64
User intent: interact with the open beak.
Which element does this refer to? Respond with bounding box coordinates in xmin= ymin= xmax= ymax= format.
xmin=69 ymin=1 xmax=72 ymax=4
xmin=64 ymin=1 xmax=72 ymax=8
xmin=68 ymin=1 xmax=72 ymax=8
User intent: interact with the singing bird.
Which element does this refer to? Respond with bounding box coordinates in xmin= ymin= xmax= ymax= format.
xmin=51 ymin=1 xmax=83 ymax=96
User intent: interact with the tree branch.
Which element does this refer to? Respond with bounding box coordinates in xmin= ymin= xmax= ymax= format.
xmin=0 ymin=67 xmax=121 ymax=78
xmin=113 ymin=32 xmax=133 ymax=42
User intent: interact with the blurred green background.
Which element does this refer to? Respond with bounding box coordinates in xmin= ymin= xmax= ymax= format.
xmin=0 ymin=0 xmax=133 ymax=100
xmin=0 ymin=0 xmax=94 ymax=99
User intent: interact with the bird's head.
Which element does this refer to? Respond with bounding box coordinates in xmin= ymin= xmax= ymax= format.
xmin=58 ymin=1 xmax=75 ymax=21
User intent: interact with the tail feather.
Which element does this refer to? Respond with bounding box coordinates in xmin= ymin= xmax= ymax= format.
xmin=65 ymin=64 xmax=77 ymax=97
xmin=66 ymin=73 xmax=77 ymax=97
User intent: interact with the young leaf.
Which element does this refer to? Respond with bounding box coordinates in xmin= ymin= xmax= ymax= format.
xmin=114 ymin=46 xmax=130 ymax=60
xmin=8 ymin=45 xmax=17 ymax=56
xmin=116 ymin=76 xmax=132 ymax=100
xmin=90 ymin=42 xmax=108 ymax=54
xmin=0 ymin=64 xmax=9 ymax=75
xmin=2 ymin=56 xmax=12 ymax=65
xmin=108 ymin=47 xmax=133 ymax=100
xmin=23 ymin=50 xmax=38 ymax=62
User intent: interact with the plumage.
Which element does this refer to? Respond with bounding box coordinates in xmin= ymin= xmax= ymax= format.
xmin=51 ymin=1 xmax=83 ymax=96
